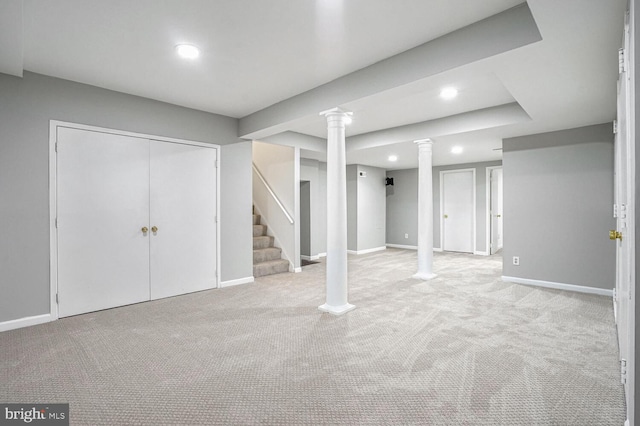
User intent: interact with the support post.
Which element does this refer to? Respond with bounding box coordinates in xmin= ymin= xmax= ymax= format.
xmin=413 ymin=139 xmax=437 ymax=280
xmin=319 ymin=107 xmax=356 ymax=315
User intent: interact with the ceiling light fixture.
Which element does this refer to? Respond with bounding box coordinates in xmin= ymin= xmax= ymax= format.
xmin=175 ymin=44 xmax=200 ymax=60
xmin=451 ymin=146 xmax=463 ymax=154
xmin=440 ymin=87 xmax=458 ymax=100
xmin=388 ymin=155 xmax=398 ymax=162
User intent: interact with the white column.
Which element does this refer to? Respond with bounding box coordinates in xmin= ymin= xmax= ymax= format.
xmin=318 ymin=107 xmax=355 ymax=315
xmin=413 ymin=139 xmax=437 ymax=280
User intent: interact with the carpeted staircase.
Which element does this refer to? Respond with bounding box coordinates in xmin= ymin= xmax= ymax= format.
xmin=253 ymin=211 xmax=290 ymax=277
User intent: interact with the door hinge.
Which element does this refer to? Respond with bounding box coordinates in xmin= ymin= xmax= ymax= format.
xmin=613 ymin=203 xmax=618 ymax=218
xmin=613 ymin=120 xmax=618 ymax=135
xmin=55 ymin=142 xmax=58 ymax=153
xmin=621 ymin=359 xmax=627 ymax=384
xmin=215 ymin=160 xmax=219 ymax=169
xmin=56 ymin=293 xmax=59 ymax=304
xmin=619 ymin=48 xmax=626 ymax=74
xmin=55 ymin=218 xmax=58 ymax=228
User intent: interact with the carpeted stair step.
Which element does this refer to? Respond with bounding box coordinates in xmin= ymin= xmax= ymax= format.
xmin=254 ymin=247 xmax=282 ymax=263
xmin=253 ymin=224 xmax=267 ymax=237
xmin=253 ymin=259 xmax=290 ymax=277
xmin=253 ymin=235 xmax=274 ymax=250
xmin=253 ymin=214 xmax=261 ymax=225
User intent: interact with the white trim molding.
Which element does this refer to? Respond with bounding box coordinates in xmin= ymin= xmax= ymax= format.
xmin=386 ymin=244 xmax=418 ymax=250
xmin=502 ymin=276 xmax=613 ymax=297
xmin=474 ymin=251 xmax=490 ymax=256
xmin=0 ymin=314 xmax=52 ymax=333
xmin=220 ymin=276 xmax=255 ymax=288
xmin=347 ymin=246 xmax=387 ymax=255
xmin=301 ymin=255 xmax=321 ymax=261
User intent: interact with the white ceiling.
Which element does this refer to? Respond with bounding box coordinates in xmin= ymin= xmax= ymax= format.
xmin=6 ymin=0 xmax=628 ymax=169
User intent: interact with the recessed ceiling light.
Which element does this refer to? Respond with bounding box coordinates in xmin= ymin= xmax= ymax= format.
xmin=440 ymin=87 xmax=458 ymax=100
xmin=388 ymin=155 xmax=398 ymax=162
xmin=451 ymin=146 xmax=463 ymax=154
xmin=175 ymin=44 xmax=200 ymax=59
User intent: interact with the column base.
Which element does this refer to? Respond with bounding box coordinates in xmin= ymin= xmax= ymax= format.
xmin=412 ymin=272 xmax=438 ymax=280
xmin=318 ymin=303 xmax=356 ymax=316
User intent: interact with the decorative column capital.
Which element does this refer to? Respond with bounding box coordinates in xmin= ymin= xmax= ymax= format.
xmin=320 ymin=107 xmax=353 ymax=128
xmin=414 ymin=138 xmax=434 ymax=149
xmin=319 ymin=107 xmax=353 ymax=118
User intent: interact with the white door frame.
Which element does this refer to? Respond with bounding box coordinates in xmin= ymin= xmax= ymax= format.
xmin=486 ymin=166 xmax=503 ymax=255
xmin=49 ymin=120 xmax=221 ymax=321
xmin=439 ymin=168 xmax=476 ymax=253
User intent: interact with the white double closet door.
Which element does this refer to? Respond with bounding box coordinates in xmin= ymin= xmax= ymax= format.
xmin=56 ymin=127 xmax=217 ymax=318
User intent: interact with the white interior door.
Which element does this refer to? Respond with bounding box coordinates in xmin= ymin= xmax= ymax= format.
xmin=614 ymin=15 xmax=632 ymax=403
xmin=490 ymin=168 xmax=504 ymax=254
xmin=56 ymin=128 xmax=150 ymax=317
xmin=149 ymin=141 xmax=217 ymax=300
xmin=442 ymin=170 xmax=474 ymax=253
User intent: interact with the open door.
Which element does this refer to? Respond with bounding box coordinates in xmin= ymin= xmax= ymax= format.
xmin=490 ymin=167 xmax=503 ymax=255
xmin=613 ymin=12 xmax=634 ymax=424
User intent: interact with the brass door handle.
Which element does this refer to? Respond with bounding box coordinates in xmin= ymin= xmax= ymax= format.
xmin=141 ymin=226 xmax=149 ymax=233
xmin=496 ymin=214 xmax=501 ymax=218
xmin=609 ymin=230 xmax=622 ymax=240
xmin=444 ymin=214 xmax=448 ymax=219
xmin=151 ymin=226 xmax=158 ymax=233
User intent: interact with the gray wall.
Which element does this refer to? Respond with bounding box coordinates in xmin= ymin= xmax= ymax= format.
xmin=347 ymin=165 xmax=387 ymax=252
xmin=386 ymin=169 xmax=419 ymax=246
xmin=356 ymin=165 xmax=387 ymax=251
xmin=0 ymin=71 xmax=244 ymax=323
xmin=502 ymin=124 xmax=615 ymax=290
xmin=347 ymin=165 xmax=358 ymax=251
xmin=386 ymin=161 xmax=501 ymax=252
xmin=299 ymin=158 xmax=327 ymax=257
xmin=300 ymin=181 xmax=311 ymax=256
xmin=220 ymin=142 xmax=254 ymax=282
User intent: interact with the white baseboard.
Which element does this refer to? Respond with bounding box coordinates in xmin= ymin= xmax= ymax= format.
xmin=293 ymin=267 xmax=302 ymax=273
xmin=301 ymin=255 xmax=321 ymax=261
xmin=433 ymin=247 xmax=443 ymax=252
xmin=386 ymin=244 xmax=417 ymax=250
xmin=347 ymin=246 xmax=386 ymax=255
xmin=0 ymin=313 xmax=52 ymax=333
xmin=318 ymin=253 xmax=327 ymax=258
xmin=501 ymin=276 xmax=613 ymax=297
xmin=220 ymin=276 xmax=254 ymax=288
xmin=474 ymin=251 xmax=489 ymax=256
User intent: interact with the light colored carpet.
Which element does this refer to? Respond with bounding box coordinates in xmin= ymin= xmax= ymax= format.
xmin=0 ymin=249 xmax=626 ymax=425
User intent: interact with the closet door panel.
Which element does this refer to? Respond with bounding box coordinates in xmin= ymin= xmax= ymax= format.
xmin=57 ymin=128 xmax=150 ymax=317
xmin=149 ymin=141 xmax=217 ymax=299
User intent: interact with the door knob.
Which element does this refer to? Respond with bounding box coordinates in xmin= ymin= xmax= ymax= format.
xmin=609 ymin=230 xmax=622 ymax=240
xmin=151 ymin=226 xmax=158 ymax=233
xmin=496 ymin=214 xmax=501 ymax=218
xmin=444 ymin=214 xmax=448 ymax=219
xmin=141 ymin=226 xmax=148 ymax=233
